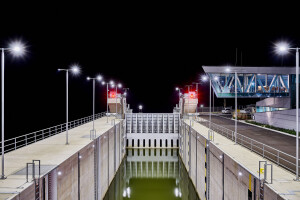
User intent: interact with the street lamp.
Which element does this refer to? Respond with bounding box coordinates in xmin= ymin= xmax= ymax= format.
xmin=1 ymin=40 xmax=26 ymax=179
xmin=87 ymin=75 xmax=102 ymax=139
xmin=275 ymin=41 xmax=299 ymax=181
xmin=116 ymin=83 xmax=122 ymax=117
xmin=185 ymin=85 xmax=193 ymax=114
xmin=175 ymin=87 xmax=182 ymax=104
xmin=58 ymin=64 xmax=81 ymax=145
xmin=192 ymin=82 xmax=200 ymax=113
xmin=139 ymin=105 xmax=143 ymax=113
xmin=123 ymin=88 xmax=129 ymax=97
xmin=201 ymin=75 xmax=212 ymax=130
xmin=225 ymin=67 xmax=238 ymax=144
xmin=104 ymin=80 xmax=115 ymax=123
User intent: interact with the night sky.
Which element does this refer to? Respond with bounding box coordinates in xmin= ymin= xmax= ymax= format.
xmin=1 ymin=4 xmax=299 ymax=138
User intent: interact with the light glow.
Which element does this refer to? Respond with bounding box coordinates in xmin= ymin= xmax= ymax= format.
xmin=70 ymin=65 xmax=81 ymax=75
xmin=225 ymin=67 xmax=231 ymax=72
xmin=139 ymin=105 xmax=143 ymax=110
xmin=101 ymin=81 xmax=105 ymax=85
xmin=175 ymin=87 xmax=179 ymax=91
xmin=175 ymin=188 xmax=179 ymax=197
xmin=126 ymin=187 xmax=131 ymax=198
xmin=118 ymin=83 xmax=122 ymax=88
xmin=214 ymin=76 xmax=219 ymax=81
xmin=201 ymin=75 xmax=208 ymax=81
xmin=97 ymin=75 xmax=102 ymax=81
xmin=9 ymin=40 xmax=26 ymax=57
xmin=275 ymin=42 xmax=290 ymax=54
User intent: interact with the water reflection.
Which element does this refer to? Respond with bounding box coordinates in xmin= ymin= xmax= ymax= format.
xmin=104 ymin=149 xmax=200 ymax=200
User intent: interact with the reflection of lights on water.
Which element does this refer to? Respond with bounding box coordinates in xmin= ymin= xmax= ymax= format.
xmin=175 ymin=188 xmax=179 ymax=197
xmin=123 ymin=187 xmax=131 ymax=198
xmin=174 ymin=188 xmax=182 ymax=197
xmin=127 ymin=187 xmax=131 ymax=198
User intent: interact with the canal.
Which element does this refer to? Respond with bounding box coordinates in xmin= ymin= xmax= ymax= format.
xmin=104 ymin=148 xmax=200 ymax=200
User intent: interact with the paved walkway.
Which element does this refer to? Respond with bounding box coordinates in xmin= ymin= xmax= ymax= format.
xmin=200 ymin=115 xmax=299 ymax=157
xmin=0 ymin=116 xmax=119 ymax=200
xmin=187 ymin=119 xmax=300 ymax=200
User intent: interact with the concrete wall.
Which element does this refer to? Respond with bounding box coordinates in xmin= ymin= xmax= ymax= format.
xmin=180 ymin=121 xmax=284 ymax=200
xmin=254 ymin=109 xmax=300 ymax=130
xmin=12 ymin=120 xmax=126 ymax=200
xmin=256 ymin=97 xmax=290 ymax=108
xmin=57 ymin=153 xmax=79 ymax=199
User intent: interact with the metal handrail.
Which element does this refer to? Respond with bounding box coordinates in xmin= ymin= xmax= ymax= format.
xmin=0 ymin=112 xmax=107 ymax=154
xmin=195 ymin=116 xmax=300 ymax=174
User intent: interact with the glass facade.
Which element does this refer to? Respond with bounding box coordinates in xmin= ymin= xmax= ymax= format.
xmin=208 ymin=73 xmax=290 ymax=98
xmin=256 ymin=106 xmax=288 ymax=113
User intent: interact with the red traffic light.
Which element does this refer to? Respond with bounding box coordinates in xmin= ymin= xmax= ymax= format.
xmin=110 ymin=92 xmax=116 ymax=98
xmin=189 ymin=92 xmax=196 ymax=99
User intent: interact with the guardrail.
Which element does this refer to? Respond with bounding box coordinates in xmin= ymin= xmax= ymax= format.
xmin=195 ymin=116 xmax=300 ymax=174
xmin=0 ymin=112 xmax=107 ymax=154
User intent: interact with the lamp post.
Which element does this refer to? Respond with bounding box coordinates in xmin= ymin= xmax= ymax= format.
xmin=116 ymin=83 xmax=122 ymax=117
xmin=192 ymin=82 xmax=200 ymax=113
xmin=185 ymin=85 xmax=193 ymax=114
xmin=224 ymin=67 xmax=238 ymax=144
xmin=87 ymin=75 xmax=103 ymax=139
xmin=123 ymin=88 xmax=129 ymax=97
xmin=58 ymin=65 xmax=80 ymax=145
xmin=212 ymin=77 xmax=219 ymax=113
xmin=106 ymin=81 xmax=114 ymax=123
xmin=235 ymin=71 xmax=237 ymax=144
xmin=1 ymin=40 xmax=26 ymax=179
xmin=201 ymin=75 xmax=212 ymax=129
xmin=175 ymin=87 xmax=182 ymax=104
xmin=200 ymin=104 xmax=204 ymax=113
xmin=275 ymin=42 xmax=299 ymax=180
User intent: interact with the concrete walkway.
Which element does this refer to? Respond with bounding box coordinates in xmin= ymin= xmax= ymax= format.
xmin=0 ymin=116 xmax=119 ymax=200
xmin=187 ymin=119 xmax=300 ymax=200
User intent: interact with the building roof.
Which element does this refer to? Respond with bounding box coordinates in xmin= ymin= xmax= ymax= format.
xmin=202 ymin=66 xmax=295 ymax=74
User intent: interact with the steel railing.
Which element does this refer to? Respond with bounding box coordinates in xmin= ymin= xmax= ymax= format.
xmin=195 ymin=116 xmax=300 ymax=174
xmin=0 ymin=112 xmax=107 ymax=154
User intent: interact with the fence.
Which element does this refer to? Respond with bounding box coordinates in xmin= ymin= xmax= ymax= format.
xmin=196 ymin=116 xmax=300 ymax=174
xmin=0 ymin=112 xmax=107 ymax=154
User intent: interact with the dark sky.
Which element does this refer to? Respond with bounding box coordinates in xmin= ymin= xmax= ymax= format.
xmin=1 ymin=4 xmax=299 ymax=138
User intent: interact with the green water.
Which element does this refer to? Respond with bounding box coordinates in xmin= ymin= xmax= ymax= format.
xmin=104 ymin=149 xmax=200 ymax=200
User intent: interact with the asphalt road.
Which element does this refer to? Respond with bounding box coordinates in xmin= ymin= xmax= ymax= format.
xmin=199 ymin=114 xmax=299 ymax=157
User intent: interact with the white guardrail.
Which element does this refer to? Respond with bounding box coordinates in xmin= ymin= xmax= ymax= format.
xmin=0 ymin=112 xmax=107 ymax=154
xmin=195 ymin=116 xmax=300 ymax=174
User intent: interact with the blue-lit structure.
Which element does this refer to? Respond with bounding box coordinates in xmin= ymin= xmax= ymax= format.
xmin=202 ymin=66 xmax=295 ymax=98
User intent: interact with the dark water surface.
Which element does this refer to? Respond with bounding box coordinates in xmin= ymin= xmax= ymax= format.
xmin=104 ymin=149 xmax=200 ymax=200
